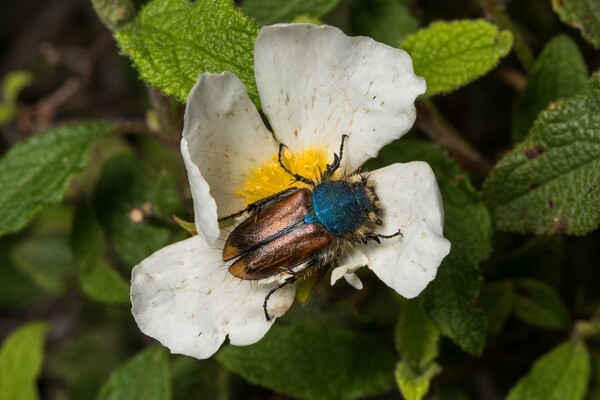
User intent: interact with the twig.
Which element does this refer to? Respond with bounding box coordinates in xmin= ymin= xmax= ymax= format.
xmin=477 ymin=0 xmax=535 ymax=73
xmin=416 ymin=99 xmax=492 ymax=176
xmin=113 ymin=119 xmax=180 ymax=146
xmin=495 ymin=66 xmax=527 ymax=93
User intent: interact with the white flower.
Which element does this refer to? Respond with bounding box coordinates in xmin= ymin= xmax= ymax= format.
xmin=131 ymin=24 xmax=450 ymax=360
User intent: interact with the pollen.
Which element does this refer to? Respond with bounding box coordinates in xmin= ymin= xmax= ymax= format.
xmin=235 ymin=147 xmax=329 ymax=205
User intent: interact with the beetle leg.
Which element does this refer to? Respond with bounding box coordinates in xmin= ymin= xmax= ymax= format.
xmin=263 ymin=276 xmax=298 ymax=321
xmin=323 ymin=134 xmax=349 ymax=179
xmin=361 ymin=229 xmax=403 ymax=244
xmin=278 ymin=143 xmax=315 ymax=186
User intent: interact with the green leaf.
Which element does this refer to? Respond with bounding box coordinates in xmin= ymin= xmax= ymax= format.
xmin=92 ymin=0 xmax=135 ymax=31
xmin=513 ymin=35 xmax=588 ymax=142
xmin=0 ymin=122 xmax=115 ymax=237
xmin=424 ymin=258 xmax=486 ymax=355
xmin=93 ymin=155 xmax=181 ymax=266
xmin=396 ymin=298 xmax=440 ymax=370
xmin=0 ymin=71 xmax=33 ymax=125
xmin=241 ymin=0 xmax=339 ymax=25
xmin=0 ymin=237 xmax=42 ymax=306
xmin=72 ymin=204 xmax=129 ymax=303
xmin=171 ymin=357 xmax=222 ymax=400
xmin=551 ymin=0 xmax=600 ymax=49
xmin=507 ymin=341 xmax=591 ymax=400
xmin=3 ymin=71 xmax=33 ymax=102
xmin=589 ymin=353 xmax=600 ymax=400
xmin=97 ymin=345 xmax=171 ymax=400
xmin=115 ymin=0 xmax=259 ymax=104
xmin=0 ymin=322 xmax=48 ymax=400
xmin=395 ymin=361 xmax=441 ymax=400
xmin=216 ymin=324 xmax=396 ymax=400
xmin=513 ymin=279 xmax=570 ymax=330
xmin=401 ymin=19 xmax=513 ymax=96
xmin=351 ymin=0 xmax=420 ymax=46
xmin=373 ymin=140 xmax=491 ymax=355
xmin=11 ymin=232 xmax=78 ymax=295
xmin=478 ymin=281 xmax=516 ymax=334
xmin=483 ymin=72 xmax=600 ymax=236
xmin=173 ymin=215 xmax=197 ymax=236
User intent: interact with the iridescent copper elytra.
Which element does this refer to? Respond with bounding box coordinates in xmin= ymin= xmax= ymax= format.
xmin=220 ymin=135 xmax=401 ymax=320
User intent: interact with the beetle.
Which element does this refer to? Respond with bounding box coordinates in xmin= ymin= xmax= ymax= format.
xmin=219 ymin=135 xmax=401 ymax=320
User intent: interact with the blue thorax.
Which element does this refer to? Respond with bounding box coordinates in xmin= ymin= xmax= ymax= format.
xmin=304 ymin=180 xmax=374 ymax=236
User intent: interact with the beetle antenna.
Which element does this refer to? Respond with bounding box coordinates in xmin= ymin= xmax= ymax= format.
xmin=277 ymin=143 xmax=315 ymax=186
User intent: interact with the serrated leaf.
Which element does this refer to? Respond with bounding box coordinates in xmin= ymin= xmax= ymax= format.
xmin=478 ymin=281 xmax=516 ymax=334
xmin=401 ymin=19 xmax=513 ymax=96
xmin=216 ymin=324 xmax=396 ymax=400
xmin=116 ymin=0 xmax=259 ymax=104
xmin=93 ymin=155 xmax=181 ymax=266
xmin=513 ymin=279 xmax=570 ymax=330
xmin=395 ymin=361 xmax=441 ymax=400
xmin=0 ymin=122 xmax=114 ymax=237
xmin=483 ymin=72 xmax=600 ymax=236
xmin=241 ymin=0 xmax=338 ymax=25
xmin=551 ymin=0 xmax=600 ymax=49
xmin=0 ymin=322 xmax=48 ymax=400
xmin=372 ymin=140 xmax=491 ymax=355
xmin=424 ymin=258 xmax=486 ymax=355
xmin=513 ymin=35 xmax=588 ymax=142
xmin=97 ymin=345 xmax=171 ymax=400
xmin=396 ymin=298 xmax=440 ymax=370
xmin=507 ymin=341 xmax=590 ymax=400
xmin=351 ymin=0 xmax=420 ymax=46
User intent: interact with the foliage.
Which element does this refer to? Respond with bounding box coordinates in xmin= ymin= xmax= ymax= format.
xmin=115 ymin=0 xmax=259 ymax=104
xmin=401 ymin=20 xmax=513 ymax=96
xmin=1 ymin=0 xmax=600 ymax=399
xmin=0 ymin=322 xmax=47 ymax=400
xmin=217 ymin=324 xmax=396 ymax=400
xmin=0 ymin=123 xmax=115 ymax=237
xmin=551 ymin=0 xmax=600 ymax=49
xmin=241 ymin=0 xmax=339 ymax=25
xmin=484 ymin=73 xmax=600 ymax=235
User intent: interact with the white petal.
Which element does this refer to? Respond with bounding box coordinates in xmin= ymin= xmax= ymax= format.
xmin=330 ymin=249 xmax=368 ymax=290
xmin=365 ymin=163 xmax=451 ymax=298
xmin=182 ymin=72 xmax=279 ymax=243
xmin=255 ymin=24 xmax=426 ymax=173
xmin=131 ymin=235 xmax=296 ymax=359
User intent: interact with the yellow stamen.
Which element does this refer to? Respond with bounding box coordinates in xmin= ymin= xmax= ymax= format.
xmin=235 ymin=147 xmax=330 ymax=204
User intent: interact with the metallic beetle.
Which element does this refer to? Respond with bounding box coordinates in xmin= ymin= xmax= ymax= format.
xmin=220 ymin=136 xmax=401 ymax=320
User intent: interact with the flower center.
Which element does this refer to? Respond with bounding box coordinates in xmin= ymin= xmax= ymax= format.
xmin=235 ymin=147 xmax=330 ymax=205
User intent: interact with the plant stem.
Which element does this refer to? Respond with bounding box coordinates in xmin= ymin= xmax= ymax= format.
xmin=477 ymin=0 xmax=535 ymax=73
xmin=416 ymin=99 xmax=492 ymax=176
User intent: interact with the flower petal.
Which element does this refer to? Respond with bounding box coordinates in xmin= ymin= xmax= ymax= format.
xmin=365 ymin=162 xmax=450 ymax=298
xmin=131 ymin=235 xmax=296 ymax=359
xmin=182 ymin=72 xmax=279 ymax=244
xmin=254 ymin=24 xmax=426 ymax=173
xmin=331 ymin=249 xmax=368 ymax=290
